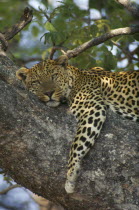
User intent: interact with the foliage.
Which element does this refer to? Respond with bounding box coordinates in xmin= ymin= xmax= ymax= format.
xmin=0 ymin=0 xmax=138 ymax=70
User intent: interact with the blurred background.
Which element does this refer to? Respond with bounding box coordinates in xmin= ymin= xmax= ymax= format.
xmin=0 ymin=0 xmax=139 ymax=209
xmin=0 ymin=0 xmax=139 ymax=70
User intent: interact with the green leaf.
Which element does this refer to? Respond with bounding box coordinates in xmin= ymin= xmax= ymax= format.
xmin=90 ymin=25 xmax=98 ymax=37
xmin=89 ymin=0 xmax=94 ymax=8
xmin=133 ymin=34 xmax=139 ymax=41
xmin=32 ymin=26 xmax=39 ymax=37
xmin=103 ymin=50 xmax=117 ymax=70
xmin=44 ymin=22 xmax=57 ymax=32
xmin=50 ymin=32 xmax=57 ymax=44
xmin=40 ymin=33 xmax=51 ymax=44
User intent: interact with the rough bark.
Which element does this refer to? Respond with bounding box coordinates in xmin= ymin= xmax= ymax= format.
xmin=0 ymin=55 xmax=139 ymax=210
xmin=116 ymin=0 xmax=139 ymax=17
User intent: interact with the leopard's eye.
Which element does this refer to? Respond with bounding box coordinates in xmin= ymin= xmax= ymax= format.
xmin=19 ymin=73 xmax=27 ymax=80
xmin=32 ymin=80 xmax=41 ymax=85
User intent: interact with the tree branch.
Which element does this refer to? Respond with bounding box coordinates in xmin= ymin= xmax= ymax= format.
xmin=0 ymin=184 xmax=21 ymax=195
xmin=111 ymin=40 xmax=139 ymax=62
xmin=49 ymin=46 xmax=68 ymax=59
xmin=0 ymin=33 xmax=8 ymax=52
xmin=0 ymin=7 xmax=33 ymax=51
xmin=66 ymin=25 xmax=139 ymax=58
xmin=3 ymin=7 xmax=33 ymax=41
xmin=0 ymin=55 xmax=139 ymax=210
xmin=116 ymin=0 xmax=139 ymax=17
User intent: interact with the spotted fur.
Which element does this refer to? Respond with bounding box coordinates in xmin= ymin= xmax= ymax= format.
xmin=16 ymin=55 xmax=139 ymax=193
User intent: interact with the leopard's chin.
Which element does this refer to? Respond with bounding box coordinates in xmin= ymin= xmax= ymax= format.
xmin=46 ymin=101 xmax=60 ymax=107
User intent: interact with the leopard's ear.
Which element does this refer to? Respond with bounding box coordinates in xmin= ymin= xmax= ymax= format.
xmin=16 ymin=67 xmax=29 ymax=81
xmin=55 ymin=55 xmax=68 ymax=68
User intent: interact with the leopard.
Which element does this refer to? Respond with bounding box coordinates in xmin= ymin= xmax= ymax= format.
xmin=16 ymin=55 xmax=139 ymax=193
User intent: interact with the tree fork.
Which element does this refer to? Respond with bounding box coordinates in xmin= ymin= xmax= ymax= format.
xmin=0 ymin=55 xmax=139 ymax=210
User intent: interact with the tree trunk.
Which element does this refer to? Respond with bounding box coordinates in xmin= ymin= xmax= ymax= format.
xmin=0 ymin=54 xmax=139 ymax=210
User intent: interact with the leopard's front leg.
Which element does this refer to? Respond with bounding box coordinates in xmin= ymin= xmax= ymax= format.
xmin=65 ymin=100 xmax=107 ymax=193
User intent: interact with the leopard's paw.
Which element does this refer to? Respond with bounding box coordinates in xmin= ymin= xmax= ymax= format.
xmin=65 ymin=180 xmax=75 ymax=193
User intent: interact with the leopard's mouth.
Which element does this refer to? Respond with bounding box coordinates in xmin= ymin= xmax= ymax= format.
xmin=44 ymin=89 xmax=68 ymax=107
xmin=46 ymin=96 xmax=68 ymax=107
xmin=46 ymin=100 xmax=60 ymax=107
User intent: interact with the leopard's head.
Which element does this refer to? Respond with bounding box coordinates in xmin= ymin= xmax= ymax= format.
xmin=16 ymin=55 xmax=73 ymax=107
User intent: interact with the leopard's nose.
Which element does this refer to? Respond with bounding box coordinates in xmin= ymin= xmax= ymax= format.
xmin=45 ymin=91 xmax=55 ymax=98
